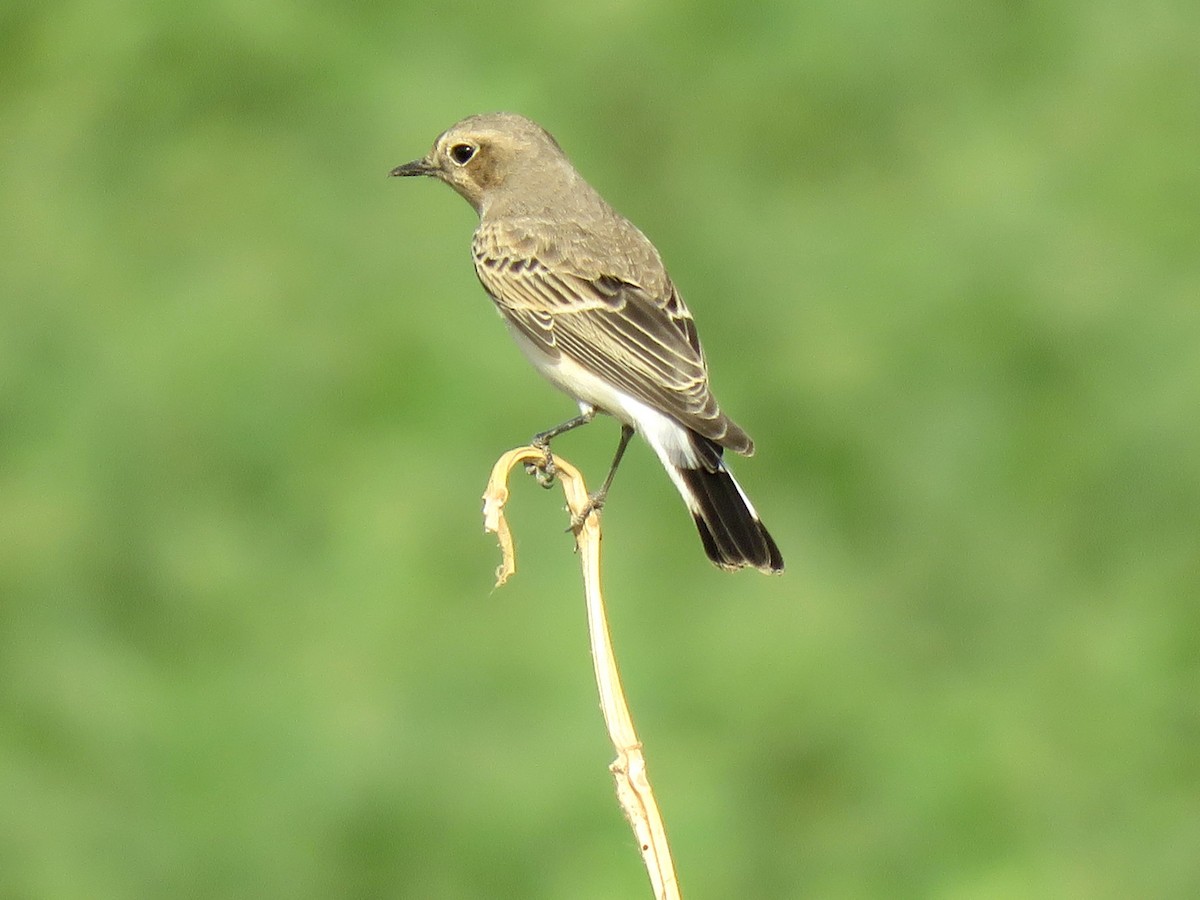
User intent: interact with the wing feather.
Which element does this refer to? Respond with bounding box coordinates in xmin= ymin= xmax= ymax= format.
xmin=473 ymin=226 xmax=752 ymax=453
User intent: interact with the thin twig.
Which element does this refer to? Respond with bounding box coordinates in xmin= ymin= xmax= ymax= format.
xmin=482 ymin=446 xmax=681 ymax=900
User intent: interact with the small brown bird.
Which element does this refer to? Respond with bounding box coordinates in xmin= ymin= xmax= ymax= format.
xmin=391 ymin=113 xmax=782 ymax=573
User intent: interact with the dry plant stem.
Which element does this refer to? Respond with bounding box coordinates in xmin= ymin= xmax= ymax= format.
xmin=482 ymin=446 xmax=681 ymax=900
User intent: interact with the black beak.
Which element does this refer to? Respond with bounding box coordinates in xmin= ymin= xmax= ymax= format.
xmin=389 ymin=158 xmax=437 ymax=177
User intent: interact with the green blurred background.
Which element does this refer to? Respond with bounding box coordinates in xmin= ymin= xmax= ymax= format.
xmin=2 ymin=0 xmax=1198 ymax=897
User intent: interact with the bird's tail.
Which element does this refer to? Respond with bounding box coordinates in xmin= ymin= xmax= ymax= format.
xmin=665 ymin=452 xmax=784 ymax=574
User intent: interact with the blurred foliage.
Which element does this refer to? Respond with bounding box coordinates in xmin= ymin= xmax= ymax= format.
xmin=2 ymin=0 xmax=1198 ymax=897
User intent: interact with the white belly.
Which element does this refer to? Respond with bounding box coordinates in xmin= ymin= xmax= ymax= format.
xmin=505 ymin=320 xmax=702 ymax=469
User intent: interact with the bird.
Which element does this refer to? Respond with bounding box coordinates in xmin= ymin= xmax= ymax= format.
xmin=390 ymin=113 xmax=783 ymax=573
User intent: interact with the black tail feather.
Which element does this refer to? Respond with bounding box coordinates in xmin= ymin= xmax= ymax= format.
xmin=677 ymin=466 xmax=784 ymax=574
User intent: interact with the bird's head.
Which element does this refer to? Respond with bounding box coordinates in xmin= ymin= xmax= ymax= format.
xmin=390 ymin=112 xmax=567 ymax=215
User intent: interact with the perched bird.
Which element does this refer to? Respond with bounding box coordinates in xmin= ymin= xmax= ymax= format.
xmin=390 ymin=113 xmax=782 ymax=573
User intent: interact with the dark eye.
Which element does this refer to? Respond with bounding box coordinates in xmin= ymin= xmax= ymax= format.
xmin=450 ymin=143 xmax=476 ymax=165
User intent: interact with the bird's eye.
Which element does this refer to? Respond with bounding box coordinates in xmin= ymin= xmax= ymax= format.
xmin=450 ymin=143 xmax=476 ymax=165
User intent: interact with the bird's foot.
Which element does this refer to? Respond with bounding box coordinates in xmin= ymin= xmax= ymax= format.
xmin=525 ymin=441 xmax=556 ymax=488
xmin=567 ymin=491 xmax=605 ymax=533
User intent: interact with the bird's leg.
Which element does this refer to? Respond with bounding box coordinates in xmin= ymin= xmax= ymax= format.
xmin=525 ymin=408 xmax=596 ymax=488
xmin=570 ymin=424 xmax=635 ymax=530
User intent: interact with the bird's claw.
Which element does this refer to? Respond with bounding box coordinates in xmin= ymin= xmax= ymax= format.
xmin=525 ymin=444 xmax=556 ymax=488
xmin=567 ymin=492 xmax=605 ymax=533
